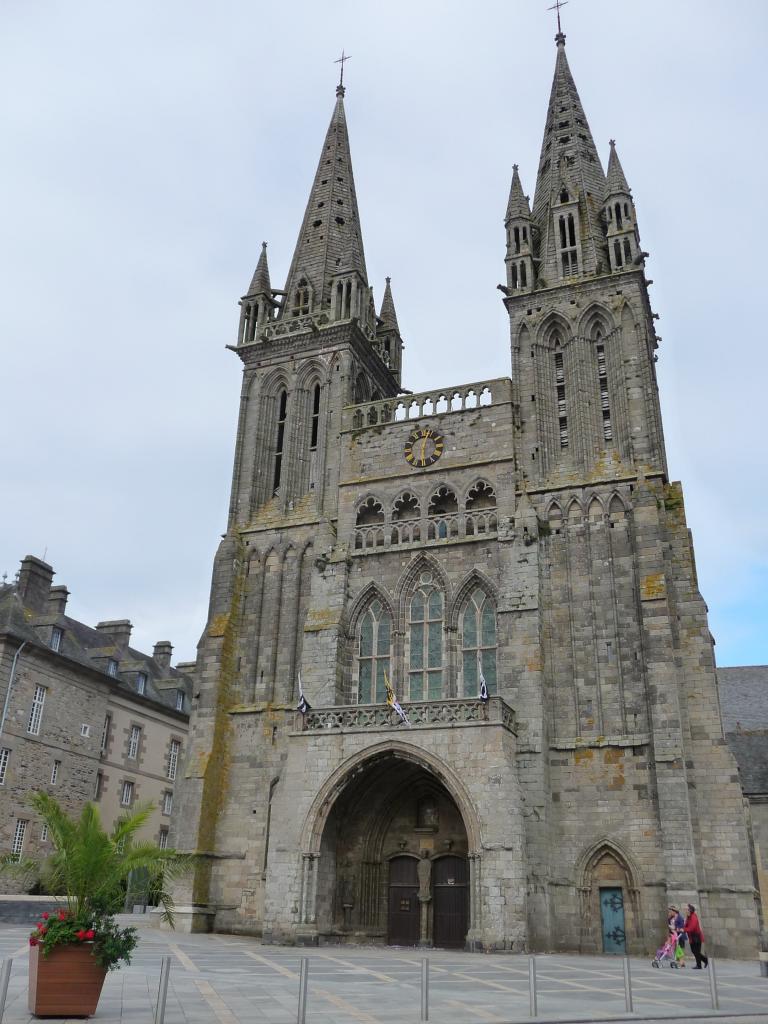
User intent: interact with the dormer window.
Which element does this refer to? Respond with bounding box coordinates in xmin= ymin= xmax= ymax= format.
xmin=136 ymin=672 xmax=147 ymax=695
xmin=51 ymin=627 xmax=62 ymax=652
xmin=558 ymin=212 xmax=579 ymax=277
xmin=107 ymin=659 xmax=118 ymax=678
xmin=175 ymin=689 xmax=185 ymax=712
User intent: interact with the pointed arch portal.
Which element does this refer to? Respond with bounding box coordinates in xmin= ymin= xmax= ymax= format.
xmin=302 ymin=747 xmax=473 ymax=948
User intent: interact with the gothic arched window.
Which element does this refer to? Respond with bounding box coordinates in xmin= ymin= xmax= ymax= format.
xmin=408 ymin=577 xmax=443 ymax=701
xmin=309 ymin=383 xmax=321 ymax=450
xmin=272 ymin=389 xmax=288 ymax=495
xmin=357 ymin=600 xmax=391 ymax=704
xmin=461 ymin=588 xmax=497 ymax=697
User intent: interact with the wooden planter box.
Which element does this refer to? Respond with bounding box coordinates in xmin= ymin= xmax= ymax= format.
xmin=28 ymin=942 xmax=107 ymax=1017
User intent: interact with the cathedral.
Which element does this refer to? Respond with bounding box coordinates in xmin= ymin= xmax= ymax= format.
xmin=171 ymin=29 xmax=761 ymax=955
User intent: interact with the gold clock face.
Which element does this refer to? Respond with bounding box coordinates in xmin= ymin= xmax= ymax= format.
xmin=404 ymin=428 xmax=444 ymax=468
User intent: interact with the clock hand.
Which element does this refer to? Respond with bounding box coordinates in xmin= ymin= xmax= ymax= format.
xmin=420 ymin=436 xmax=427 ymax=464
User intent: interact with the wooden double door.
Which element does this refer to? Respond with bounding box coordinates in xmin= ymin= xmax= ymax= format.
xmin=387 ymin=855 xmax=468 ymax=948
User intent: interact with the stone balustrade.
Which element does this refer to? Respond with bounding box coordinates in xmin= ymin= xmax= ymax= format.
xmin=294 ymin=695 xmax=515 ymax=734
xmin=343 ymin=377 xmax=512 ymax=432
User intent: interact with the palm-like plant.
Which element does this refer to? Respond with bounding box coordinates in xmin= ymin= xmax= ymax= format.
xmin=30 ymin=792 xmax=190 ymax=924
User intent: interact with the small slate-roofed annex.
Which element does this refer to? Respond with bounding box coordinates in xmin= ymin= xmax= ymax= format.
xmin=169 ymin=28 xmax=764 ymax=957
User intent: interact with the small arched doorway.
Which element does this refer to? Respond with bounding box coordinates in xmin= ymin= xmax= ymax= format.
xmin=313 ymin=750 xmax=471 ymax=947
xmin=578 ymin=842 xmax=642 ymax=955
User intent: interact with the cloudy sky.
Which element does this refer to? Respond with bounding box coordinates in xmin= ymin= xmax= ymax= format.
xmin=2 ymin=0 xmax=766 ymax=668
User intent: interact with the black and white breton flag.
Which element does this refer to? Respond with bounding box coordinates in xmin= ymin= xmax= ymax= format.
xmin=296 ymin=673 xmax=311 ymax=715
xmin=478 ymin=653 xmax=489 ymax=703
xmin=384 ymin=671 xmax=411 ymax=726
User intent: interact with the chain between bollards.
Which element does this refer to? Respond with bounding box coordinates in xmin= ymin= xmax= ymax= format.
xmin=420 ymin=957 xmax=429 ymax=1021
xmin=153 ymin=955 xmax=171 ymax=1024
xmin=622 ymin=955 xmax=633 ymax=1012
xmin=0 ymin=958 xmax=13 ymax=1023
xmin=708 ymin=957 xmax=719 ymax=1010
xmin=528 ymin=955 xmax=537 ymax=1017
xmin=297 ymin=956 xmax=309 ymax=1024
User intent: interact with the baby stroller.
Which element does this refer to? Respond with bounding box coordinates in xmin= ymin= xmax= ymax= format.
xmin=652 ymin=931 xmax=681 ymax=968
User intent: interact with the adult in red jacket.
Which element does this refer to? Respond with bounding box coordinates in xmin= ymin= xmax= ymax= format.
xmin=684 ymin=904 xmax=709 ymax=969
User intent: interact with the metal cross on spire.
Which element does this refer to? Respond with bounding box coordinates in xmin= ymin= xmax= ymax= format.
xmin=335 ymin=49 xmax=351 ymax=88
xmin=547 ymin=0 xmax=568 ymax=35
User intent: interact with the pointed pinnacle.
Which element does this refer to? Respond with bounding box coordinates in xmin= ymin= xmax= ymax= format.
xmin=605 ymin=139 xmax=631 ymax=197
xmin=247 ymin=241 xmax=271 ymax=297
xmin=379 ymin=276 xmax=400 ymax=332
xmin=506 ymin=164 xmax=531 ymax=221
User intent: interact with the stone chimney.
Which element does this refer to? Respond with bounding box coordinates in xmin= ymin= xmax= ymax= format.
xmin=95 ymin=620 xmax=133 ymax=647
xmin=48 ymin=586 xmax=70 ymax=615
xmin=153 ymin=641 xmax=173 ymax=670
xmin=17 ymin=556 xmax=54 ymax=613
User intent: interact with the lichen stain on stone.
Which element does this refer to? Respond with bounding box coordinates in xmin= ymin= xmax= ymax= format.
xmin=193 ymin=532 xmax=247 ymax=905
xmin=574 ymin=748 xmax=594 ymax=765
xmin=603 ymin=748 xmax=625 ymax=765
xmin=640 ymin=573 xmax=666 ymax=600
xmin=208 ymin=613 xmax=229 ymax=638
xmin=527 ymin=656 xmax=543 ymax=672
xmin=304 ymin=607 xmax=341 ymax=631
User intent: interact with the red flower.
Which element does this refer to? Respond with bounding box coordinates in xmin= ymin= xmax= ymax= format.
xmin=29 ymin=937 xmax=38 ymax=947
xmin=38 ymin=927 xmax=47 ymax=936
xmin=76 ymin=929 xmax=87 ymax=941
xmin=58 ymin=911 xmax=67 ymax=921
xmin=41 ymin=912 xmax=49 ymax=920
xmin=85 ymin=929 xmax=95 ymax=940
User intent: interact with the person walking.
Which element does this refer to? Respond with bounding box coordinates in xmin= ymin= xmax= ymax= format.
xmin=684 ymin=903 xmax=708 ymax=968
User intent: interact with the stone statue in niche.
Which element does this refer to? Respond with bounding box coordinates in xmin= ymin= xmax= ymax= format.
xmin=416 ymin=796 xmax=438 ymax=831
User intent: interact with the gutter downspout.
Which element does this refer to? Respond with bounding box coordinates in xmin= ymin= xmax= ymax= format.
xmin=0 ymin=640 xmax=28 ymax=739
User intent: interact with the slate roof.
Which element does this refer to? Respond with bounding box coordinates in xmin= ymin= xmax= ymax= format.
xmin=718 ymin=666 xmax=768 ymax=796
xmin=0 ymin=582 xmax=192 ymax=716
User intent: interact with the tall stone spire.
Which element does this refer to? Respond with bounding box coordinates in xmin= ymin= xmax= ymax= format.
xmin=605 ymin=139 xmax=631 ymax=198
xmin=246 ymin=241 xmax=271 ymax=297
xmin=506 ymin=165 xmax=531 ymax=222
xmin=279 ymin=84 xmax=368 ymax=320
xmin=379 ymin=277 xmax=400 ymax=332
xmin=532 ymin=33 xmax=608 ymax=280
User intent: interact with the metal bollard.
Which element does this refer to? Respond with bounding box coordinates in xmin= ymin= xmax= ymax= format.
xmin=707 ymin=957 xmax=719 ymax=1011
xmin=622 ymin=956 xmax=633 ymax=1013
xmin=528 ymin=955 xmax=537 ymax=1017
xmin=420 ymin=958 xmax=429 ymax=1021
xmin=297 ymin=956 xmax=309 ymax=1024
xmin=0 ymin=958 xmax=13 ymax=1023
xmin=153 ymin=955 xmax=171 ymax=1024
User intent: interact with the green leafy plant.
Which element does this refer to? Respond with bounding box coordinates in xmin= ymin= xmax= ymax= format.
xmin=25 ymin=793 xmax=192 ymax=970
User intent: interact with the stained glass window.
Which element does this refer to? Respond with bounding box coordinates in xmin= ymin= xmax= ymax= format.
xmin=357 ymin=600 xmax=391 ymax=703
xmin=461 ymin=588 xmax=497 ymax=696
xmin=408 ymin=581 xmax=443 ymax=700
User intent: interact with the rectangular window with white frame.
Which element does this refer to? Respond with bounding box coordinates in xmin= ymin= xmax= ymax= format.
xmin=120 ymin=780 xmax=134 ymax=806
xmin=107 ymin=659 xmax=118 ymax=677
xmin=27 ymin=685 xmax=47 ymax=735
xmin=0 ymin=748 xmax=9 ymax=786
xmin=40 ymin=824 xmax=49 ymax=842
xmin=50 ymin=760 xmax=60 ymax=784
xmin=175 ymin=689 xmax=184 ymax=711
xmin=158 ymin=829 xmax=169 ymax=850
xmin=136 ymin=672 xmax=147 ymax=695
xmin=80 ymin=723 xmax=91 ymax=738
xmin=166 ymin=739 xmax=180 ymax=781
xmin=51 ymin=627 xmax=62 ymax=652
xmin=11 ymin=819 xmax=28 ymax=861
xmin=162 ymin=791 xmax=173 ymax=816
xmin=128 ymin=725 xmax=141 ymax=760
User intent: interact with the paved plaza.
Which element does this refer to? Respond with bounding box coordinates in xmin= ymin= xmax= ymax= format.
xmin=0 ymin=919 xmax=766 ymax=1024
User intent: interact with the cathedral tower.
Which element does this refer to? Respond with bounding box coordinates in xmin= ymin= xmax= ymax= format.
xmin=172 ymin=34 xmax=760 ymax=956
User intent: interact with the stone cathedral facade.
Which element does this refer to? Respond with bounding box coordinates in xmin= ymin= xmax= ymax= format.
xmin=172 ymin=33 xmax=761 ymax=954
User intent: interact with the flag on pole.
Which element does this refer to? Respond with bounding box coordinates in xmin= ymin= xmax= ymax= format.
xmin=384 ymin=671 xmax=411 ymax=726
xmin=296 ymin=673 xmax=311 ymax=715
xmin=477 ymin=652 xmax=489 ymax=703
